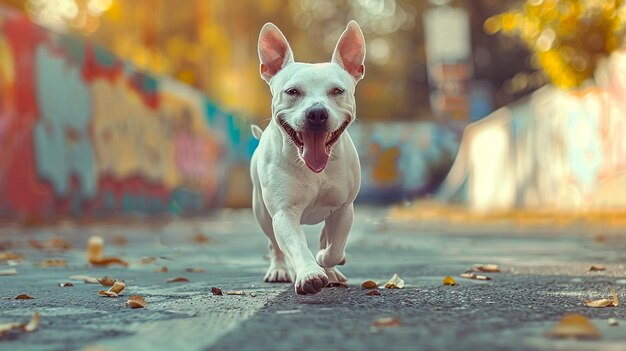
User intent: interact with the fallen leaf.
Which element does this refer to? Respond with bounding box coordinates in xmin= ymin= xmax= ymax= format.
xmin=23 ymin=312 xmax=40 ymax=332
xmin=366 ymin=290 xmax=381 ymax=296
xmin=546 ymin=314 xmax=601 ymax=339
xmin=154 ymin=266 xmax=168 ymax=273
xmin=59 ymin=282 xmax=74 ymax=287
xmin=0 ymin=268 xmax=17 ymax=276
xmin=0 ymin=312 xmax=40 ymax=337
xmin=140 ymin=257 xmax=157 ymax=265
xmin=472 ymin=264 xmax=500 ymax=273
xmin=0 ymin=322 xmax=23 ymax=337
xmin=384 ymin=273 xmax=405 ymax=289
xmin=99 ymin=281 xmax=125 ymax=297
xmin=460 ymin=272 xmax=491 ymax=281
xmin=443 ymin=276 xmax=456 ymax=286
xmin=0 ymin=251 xmax=22 ymax=261
xmin=211 ymin=287 xmax=223 ymax=295
xmin=371 ymin=317 xmax=402 ymax=328
xmin=15 ymin=294 xmax=34 ymax=299
xmin=588 ymin=265 xmax=606 ymax=272
xmin=327 ymin=282 xmax=348 ymax=288
xmin=39 ymin=258 xmax=68 ymax=267
xmin=583 ymin=283 xmax=620 ymax=308
xmin=608 ymin=318 xmax=619 ymax=326
xmin=89 ymin=257 xmax=129 ymax=267
xmin=166 ymin=277 xmax=189 ymax=283
xmin=361 ymin=280 xmax=378 ymax=289
xmin=250 ymin=293 xmax=257 ymax=297
xmin=126 ymin=295 xmax=147 ymax=309
xmin=97 ymin=276 xmax=116 ymax=287
xmin=86 ymin=236 xmax=104 ymax=262
xmin=226 ymin=291 xmax=246 ymax=295
xmin=46 ymin=237 xmax=72 ymax=251
xmin=185 ymin=267 xmax=205 ymax=273
xmin=193 ymin=233 xmax=214 ymax=244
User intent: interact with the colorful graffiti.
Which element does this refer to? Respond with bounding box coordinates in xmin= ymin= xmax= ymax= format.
xmin=438 ymin=49 xmax=626 ymax=212
xmin=352 ymin=122 xmax=459 ymax=203
xmin=0 ymin=8 xmax=257 ymax=219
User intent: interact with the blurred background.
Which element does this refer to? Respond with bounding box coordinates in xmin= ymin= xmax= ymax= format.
xmin=1 ymin=0 xmax=626 ymax=222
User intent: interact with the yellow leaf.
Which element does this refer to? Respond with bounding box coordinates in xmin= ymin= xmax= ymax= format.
xmin=443 ymin=276 xmax=456 ymax=286
xmin=546 ymin=314 xmax=601 ymax=339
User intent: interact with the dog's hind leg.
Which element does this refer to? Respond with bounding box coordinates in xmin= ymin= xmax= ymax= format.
xmin=316 ymin=203 xmax=352 ymax=283
xmin=253 ymin=193 xmax=292 ymax=283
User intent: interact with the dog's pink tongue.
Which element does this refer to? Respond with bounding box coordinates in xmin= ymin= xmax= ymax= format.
xmin=301 ymin=131 xmax=330 ymax=173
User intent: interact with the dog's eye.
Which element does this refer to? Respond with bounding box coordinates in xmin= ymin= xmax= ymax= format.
xmin=331 ymin=87 xmax=345 ymax=96
xmin=284 ymin=88 xmax=301 ymax=96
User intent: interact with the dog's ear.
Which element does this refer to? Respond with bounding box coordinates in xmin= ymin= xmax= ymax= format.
xmin=258 ymin=23 xmax=294 ymax=83
xmin=332 ymin=20 xmax=366 ymax=82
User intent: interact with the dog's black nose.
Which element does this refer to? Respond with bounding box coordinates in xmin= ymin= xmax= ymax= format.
xmin=305 ymin=106 xmax=328 ymax=126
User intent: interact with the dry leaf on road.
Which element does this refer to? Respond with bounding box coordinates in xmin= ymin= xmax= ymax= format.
xmin=366 ymin=290 xmax=381 ymax=296
xmin=588 ymin=265 xmax=606 ymax=272
xmin=59 ymin=282 xmax=74 ymax=287
xmin=166 ymin=277 xmax=189 ymax=283
xmin=361 ymin=280 xmax=378 ymax=289
xmin=140 ymin=257 xmax=157 ymax=265
xmin=226 ymin=291 xmax=246 ymax=295
xmin=0 ymin=268 xmax=17 ymax=276
xmin=211 ymin=287 xmax=223 ymax=295
xmin=384 ymin=274 xmax=404 ymax=289
xmin=0 ymin=251 xmax=22 ymax=261
xmin=15 ymin=294 xmax=34 ymax=299
xmin=546 ymin=314 xmax=601 ymax=339
xmin=583 ymin=283 xmax=619 ymax=308
xmin=371 ymin=317 xmax=402 ymax=328
xmin=99 ymin=281 xmax=126 ymax=297
xmin=443 ymin=276 xmax=456 ymax=286
xmin=460 ymin=272 xmax=491 ymax=281
xmin=0 ymin=312 xmax=40 ymax=338
xmin=39 ymin=258 xmax=68 ymax=267
xmin=97 ymin=276 xmax=116 ymax=287
xmin=126 ymin=295 xmax=147 ymax=309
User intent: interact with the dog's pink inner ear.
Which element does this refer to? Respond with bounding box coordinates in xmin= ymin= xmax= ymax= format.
xmin=332 ymin=22 xmax=365 ymax=81
xmin=258 ymin=25 xmax=293 ymax=82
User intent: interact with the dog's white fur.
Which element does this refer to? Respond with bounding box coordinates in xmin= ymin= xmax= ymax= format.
xmin=250 ymin=21 xmax=365 ymax=294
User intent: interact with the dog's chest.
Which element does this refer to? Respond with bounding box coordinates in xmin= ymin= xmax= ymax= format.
xmin=300 ymin=184 xmax=347 ymax=225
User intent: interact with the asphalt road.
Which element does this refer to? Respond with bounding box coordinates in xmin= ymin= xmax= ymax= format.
xmin=1 ymin=208 xmax=625 ymax=351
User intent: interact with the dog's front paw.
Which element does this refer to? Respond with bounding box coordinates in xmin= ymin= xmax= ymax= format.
xmin=295 ymin=266 xmax=328 ymax=295
xmin=324 ymin=267 xmax=347 ymax=284
xmin=264 ymin=264 xmax=292 ymax=283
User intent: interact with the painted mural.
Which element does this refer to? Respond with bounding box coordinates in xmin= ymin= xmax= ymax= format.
xmin=438 ymin=49 xmax=626 ymax=212
xmin=0 ymin=9 xmax=258 ymax=219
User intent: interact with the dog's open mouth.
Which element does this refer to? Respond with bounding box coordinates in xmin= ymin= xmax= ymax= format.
xmin=280 ymin=118 xmax=350 ymax=173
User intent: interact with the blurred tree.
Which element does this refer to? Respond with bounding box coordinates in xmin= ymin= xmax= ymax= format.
xmin=486 ymin=0 xmax=626 ymax=89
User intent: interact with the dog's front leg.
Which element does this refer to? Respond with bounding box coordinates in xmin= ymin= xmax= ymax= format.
xmin=316 ymin=203 xmax=353 ymax=283
xmin=272 ymin=209 xmax=329 ymax=294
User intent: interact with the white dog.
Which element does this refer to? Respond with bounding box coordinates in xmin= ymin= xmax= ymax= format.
xmin=250 ymin=21 xmax=365 ymax=295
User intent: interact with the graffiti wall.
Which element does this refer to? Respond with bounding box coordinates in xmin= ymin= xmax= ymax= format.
xmin=351 ymin=122 xmax=459 ymax=203
xmin=438 ymin=49 xmax=626 ymax=212
xmin=0 ymin=9 xmax=258 ymax=219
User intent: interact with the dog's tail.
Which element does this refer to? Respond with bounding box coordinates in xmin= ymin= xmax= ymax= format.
xmin=251 ymin=124 xmax=263 ymax=140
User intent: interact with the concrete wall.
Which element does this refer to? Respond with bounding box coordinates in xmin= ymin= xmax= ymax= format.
xmin=438 ymin=49 xmax=626 ymax=212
